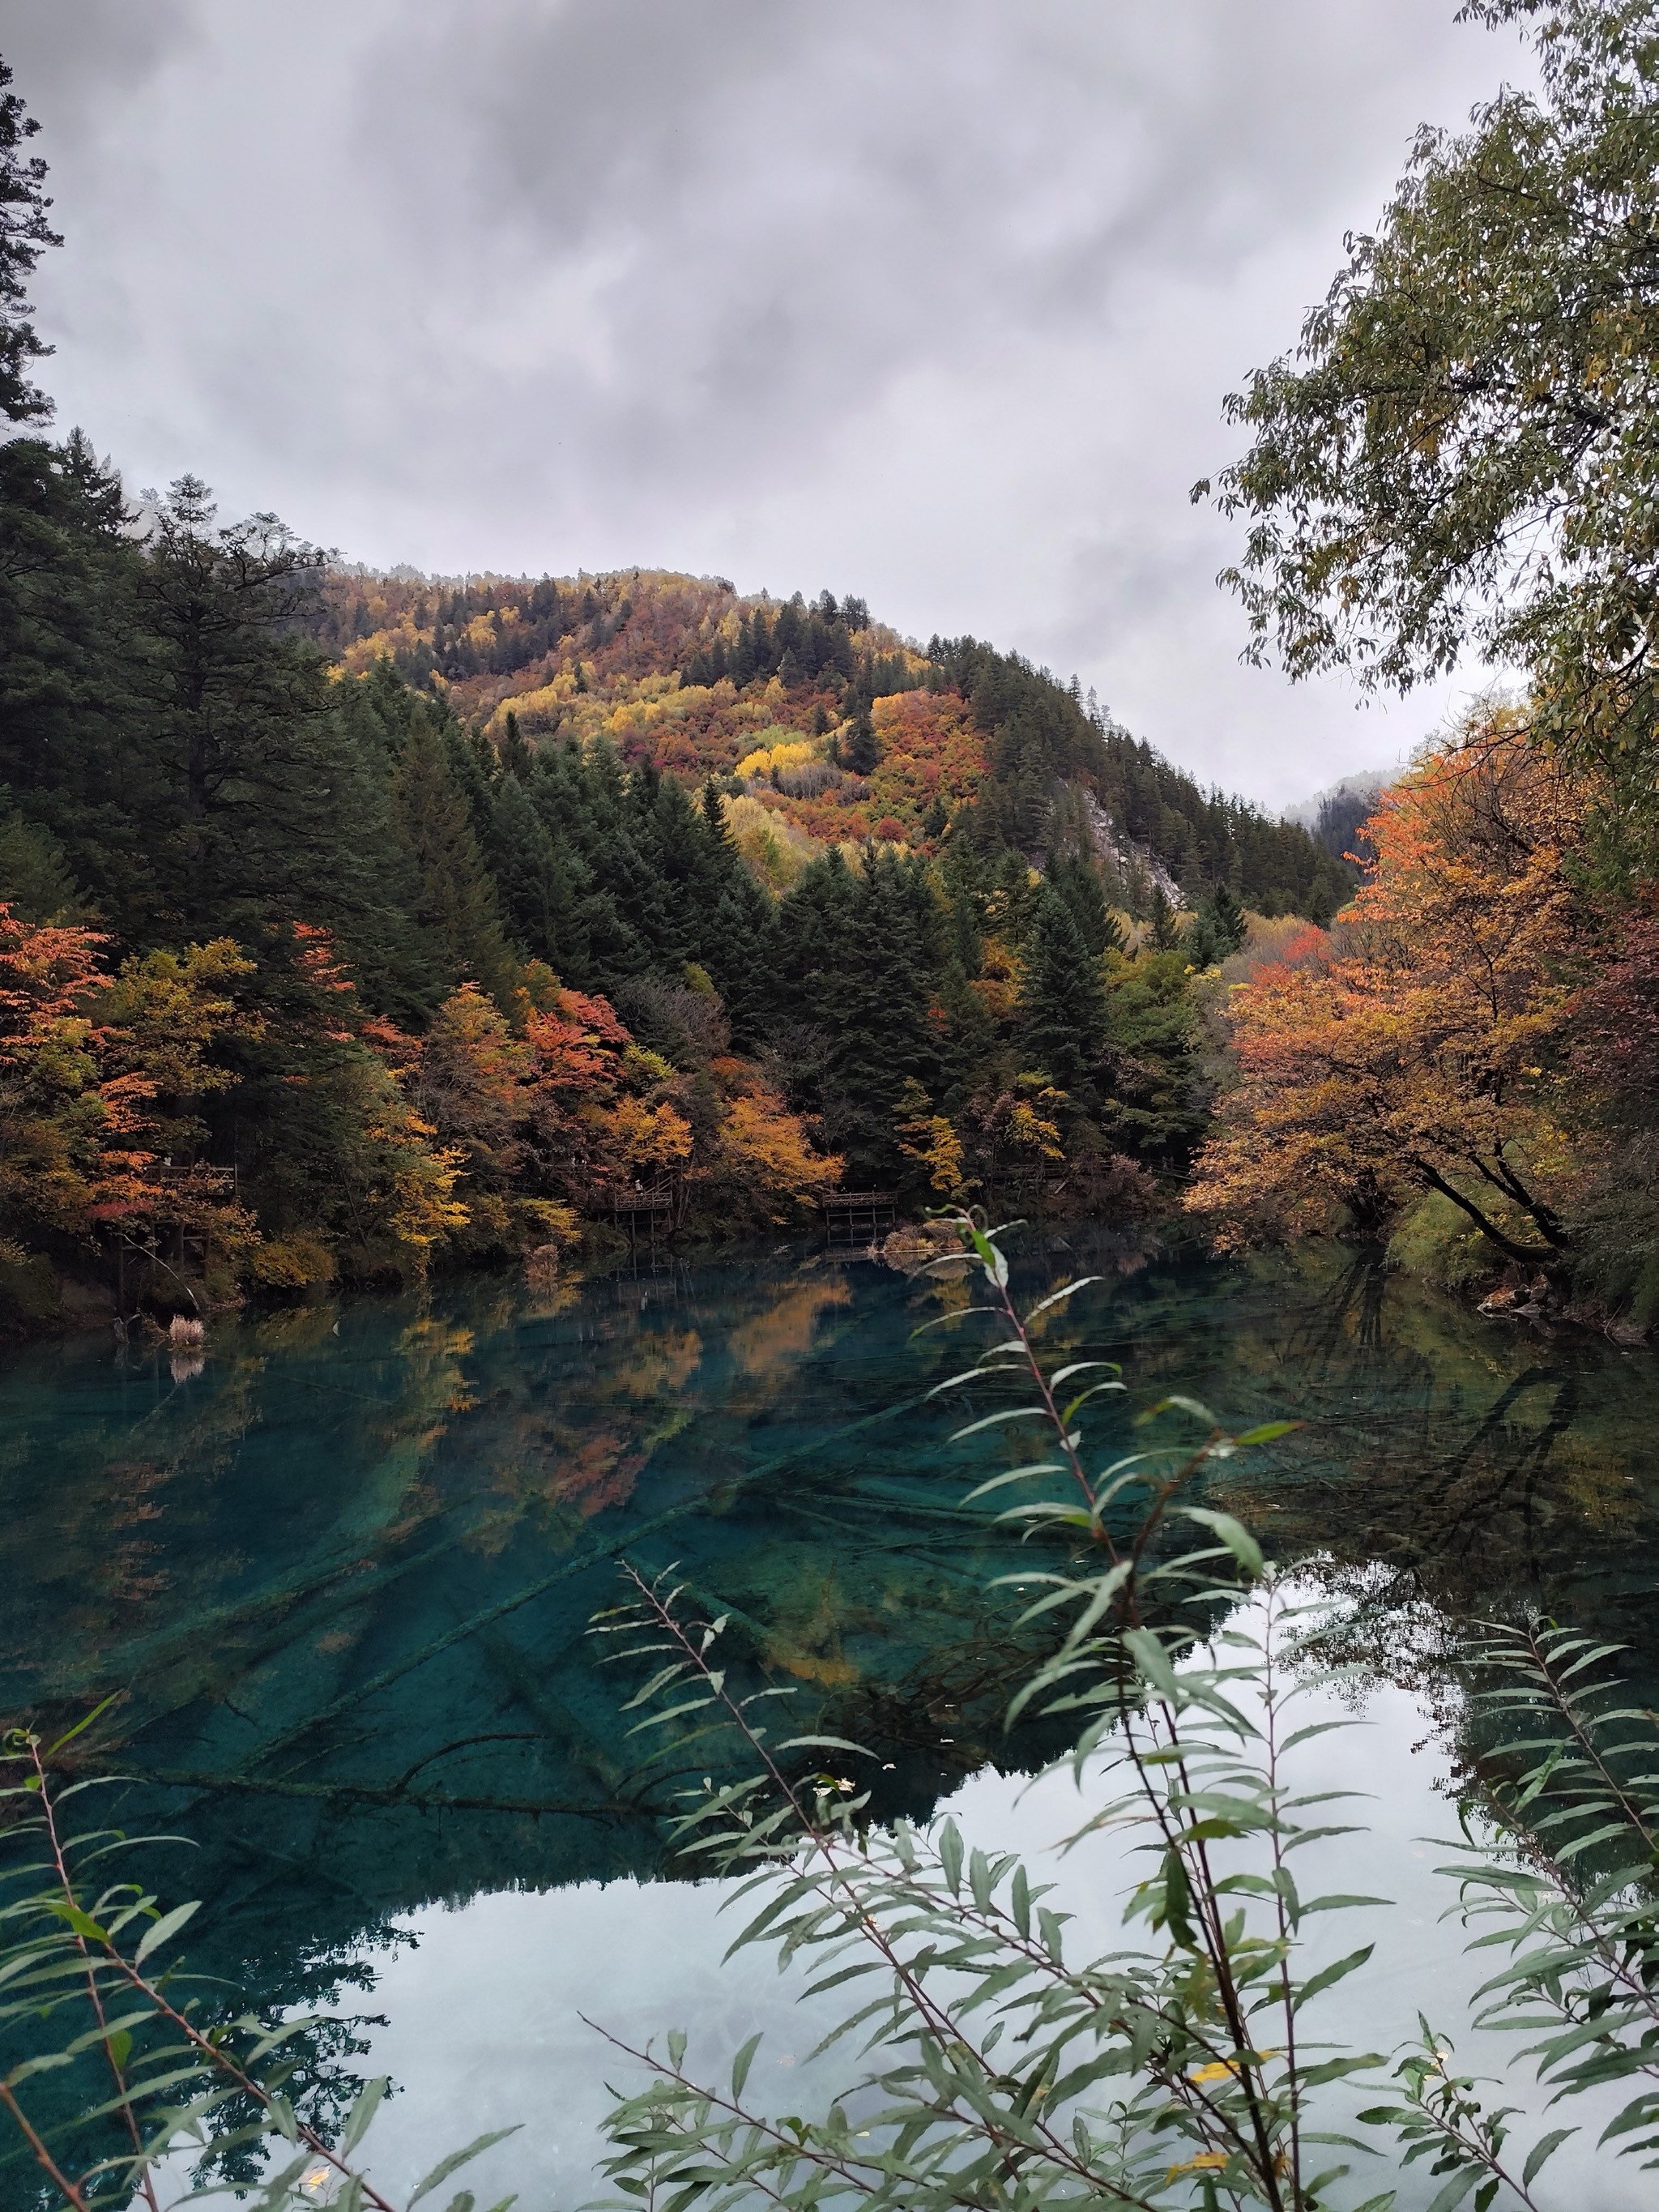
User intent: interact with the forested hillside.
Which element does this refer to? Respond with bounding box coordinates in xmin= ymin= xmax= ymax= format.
xmin=319 ymin=564 xmax=1350 ymax=916
xmin=2 ymin=453 xmax=1317 ymax=1324
xmin=0 ymin=46 xmax=1358 ymax=1326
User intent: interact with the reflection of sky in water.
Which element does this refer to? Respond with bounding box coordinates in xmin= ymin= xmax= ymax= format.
xmin=5 ymin=1235 xmax=1659 ymax=2204
xmin=296 ymin=1620 xmax=1651 ymax=2212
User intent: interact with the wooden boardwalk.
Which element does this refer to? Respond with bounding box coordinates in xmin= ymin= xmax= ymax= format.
xmin=609 ymin=1185 xmax=676 ymax=1242
xmin=821 ymin=1189 xmax=898 ymax=1241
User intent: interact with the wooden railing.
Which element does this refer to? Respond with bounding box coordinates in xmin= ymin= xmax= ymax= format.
xmin=821 ymin=1189 xmax=898 ymax=1238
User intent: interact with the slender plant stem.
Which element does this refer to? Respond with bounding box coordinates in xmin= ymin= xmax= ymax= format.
xmin=0 ymin=2081 xmax=95 ymax=2212
xmin=28 ymin=1737 xmax=161 ymax=2212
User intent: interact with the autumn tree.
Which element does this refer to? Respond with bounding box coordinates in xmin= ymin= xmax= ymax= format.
xmin=1188 ymin=719 xmax=1588 ymax=1262
xmin=0 ymin=909 xmax=255 ymax=1278
xmin=207 ymin=923 xmax=467 ymax=1284
xmin=1204 ymin=0 xmax=1659 ymax=845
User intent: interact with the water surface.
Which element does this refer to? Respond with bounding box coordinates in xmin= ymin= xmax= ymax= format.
xmin=3 ymin=1232 xmax=1657 ymax=2202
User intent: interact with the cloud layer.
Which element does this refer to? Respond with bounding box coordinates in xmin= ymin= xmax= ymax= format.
xmin=2 ymin=0 xmax=1529 ymax=804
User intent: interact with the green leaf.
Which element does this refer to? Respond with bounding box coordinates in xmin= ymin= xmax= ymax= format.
xmin=134 ymin=1898 xmax=201 ymax=1966
xmin=962 ymin=1463 xmax=1068 ymax=1503
xmin=43 ymin=1693 xmax=125 ymax=1760
xmin=1232 ymin=1420 xmax=1302 ymax=1446
xmin=45 ymin=1902 xmax=108 ymax=1944
xmin=1292 ymin=1944 xmax=1375 ymax=2011
xmin=1136 ymin=1392 xmax=1218 ymax=1430
xmin=341 ymin=2074 xmax=390 ymax=2157
xmin=949 ymin=1407 xmax=1054 ymax=1442
xmin=1123 ymin=1627 xmax=1181 ymax=1701
xmin=1178 ymin=1507 xmax=1264 ymax=1579
xmin=1522 ymin=2127 xmax=1576 ymax=2186
xmin=1298 ymin=2052 xmax=1388 ymax=2086
xmin=939 ymin=1819 xmax=963 ymax=1897
xmin=1047 ymin=1358 xmax=1120 ymax=1386
xmin=1162 ymin=1848 xmax=1196 ymax=1947
xmin=1423 ymin=2167 xmax=1480 ymax=2212
xmin=1022 ymin=1278 xmax=1105 ymax=1322
xmin=731 ymin=2032 xmax=761 ymax=2101
xmin=408 ymin=2130 xmax=521 ymax=2207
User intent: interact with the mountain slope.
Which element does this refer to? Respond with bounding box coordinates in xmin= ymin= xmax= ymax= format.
xmin=318 ymin=567 xmax=1351 ymax=920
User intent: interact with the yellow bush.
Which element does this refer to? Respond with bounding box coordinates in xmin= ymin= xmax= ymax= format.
xmin=246 ymin=1232 xmax=337 ymax=1288
xmin=736 ymin=732 xmax=818 ymax=779
xmin=723 ymin=793 xmax=821 ymax=891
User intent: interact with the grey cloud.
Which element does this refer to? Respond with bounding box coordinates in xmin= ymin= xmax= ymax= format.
xmin=322 ymin=0 xmax=1525 ymax=539
xmin=7 ymin=0 xmax=1530 ymax=803
xmin=0 ymin=0 xmax=198 ymax=144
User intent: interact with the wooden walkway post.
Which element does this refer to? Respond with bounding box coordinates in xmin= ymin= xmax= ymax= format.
xmin=609 ymin=1185 xmax=676 ymax=1245
xmin=821 ymin=1189 xmax=898 ymax=1242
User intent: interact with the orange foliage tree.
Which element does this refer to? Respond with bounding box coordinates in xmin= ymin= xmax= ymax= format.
xmin=0 ymin=908 xmax=258 ymax=1267
xmin=1186 ymin=720 xmax=1588 ymax=1262
xmin=410 ymin=982 xmax=836 ymax=1246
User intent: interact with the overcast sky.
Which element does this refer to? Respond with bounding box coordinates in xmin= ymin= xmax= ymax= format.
xmin=2 ymin=1 xmax=1531 ymax=808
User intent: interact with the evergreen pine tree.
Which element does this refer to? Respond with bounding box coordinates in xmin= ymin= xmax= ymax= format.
xmin=1184 ymin=883 xmax=1248 ymax=970
xmin=490 ymin=771 xmax=590 ymax=980
xmin=134 ymin=476 xmax=355 ymax=939
xmin=523 ymin=748 xmax=644 ymax=987
xmin=1017 ymin=884 xmax=1108 ymax=1110
xmin=1209 ymin=881 xmax=1247 ymax=956
xmin=0 ymin=62 xmax=61 ymax=425
xmin=499 ymin=708 xmax=533 ymax=780
xmin=770 ymin=847 xmax=945 ymax=1182
xmin=0 ymin=804 xmax=76 ymax=920
xmin=1149 ymin=884 xmax=1182 ymax=950
xmin=442 ymin=716 xmax=498 ymax=847
xmin=842 ymin=707 xmax=879 ymax=776
xmin=0 ymin=432 xmax=153 ymax=933
xmin=1048 ymin=850 xmax=1124 ymax=958
xmin=392 ymin=711 xmax=519 ymax=1007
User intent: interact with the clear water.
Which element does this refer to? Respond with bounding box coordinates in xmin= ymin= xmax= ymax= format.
xmin=3 ymin=1230 xmax=1658 ymax=2206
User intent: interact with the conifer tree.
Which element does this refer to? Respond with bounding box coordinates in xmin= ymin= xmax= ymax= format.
xmin=499 ymin=709 xmax=532 ymax=781
xmin=0 ymin=805 xmax=75 ymax=921
xmin=770 ymin=846 xmax=946 ymax=1182
xmin=0 ymin=60 xmax=60 ymax=425
xmin=1186 ymin=882 xmax=1247 ymax=968
xmin=842 ymin=707 xmax=879 ymax=776
xmin=1048 ymin=849 xmax=1124 ymax=958
xmin=392 ymin=711 xmax=518 ymax=1006
xmin=137 ymin=476 xmax=345 ymax=937
xmin=1149 ymin=884 xmax=1182 ymax=950
xmin=0 ymin=432 xmax=149 ymax=929
xmin=523 ymin=749 xmax=644 ymax=986
xmin=490 ymin=771 xmax=589 ymax=980
xmin=1018 ymin=884 xmax=1108 ymax=1110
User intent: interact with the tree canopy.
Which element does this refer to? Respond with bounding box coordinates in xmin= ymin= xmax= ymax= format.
xmin=1204 ymin=2 xmax=1659 ymax=805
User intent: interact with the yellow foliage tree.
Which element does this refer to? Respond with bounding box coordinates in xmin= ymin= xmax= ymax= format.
xmin=1187 ymin=718 xmax=1586 ymax=1263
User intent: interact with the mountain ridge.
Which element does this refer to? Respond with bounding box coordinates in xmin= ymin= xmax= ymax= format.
xmin=316 ymin=565 xmax=1353 ymax=921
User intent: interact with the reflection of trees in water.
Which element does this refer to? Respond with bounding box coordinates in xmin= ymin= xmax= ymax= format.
xmin=3 ymin=1236 xmax=1657 ymax=2159
xmin=1197 ymin=1251 xmax=1657 ymax=1661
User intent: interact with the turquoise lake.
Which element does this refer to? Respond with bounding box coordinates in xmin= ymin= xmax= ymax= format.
xmin=3 ymin=1228 xmax=1658 ymax=2206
